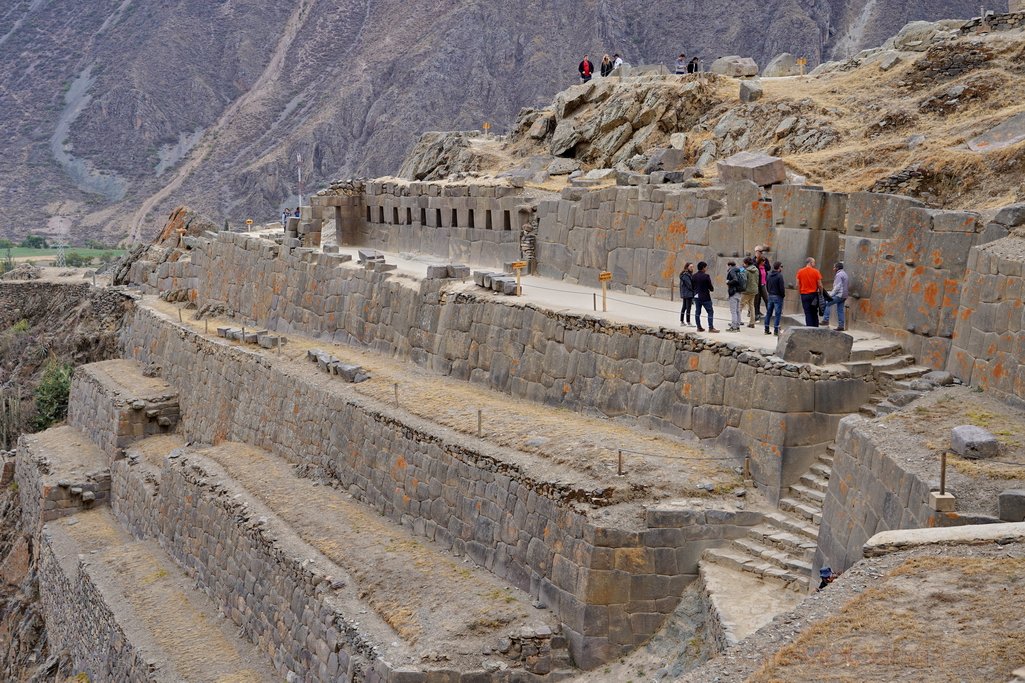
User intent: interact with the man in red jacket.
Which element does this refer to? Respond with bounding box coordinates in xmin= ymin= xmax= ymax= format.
xmin=579 ymin=55 xmax=594 ymax=83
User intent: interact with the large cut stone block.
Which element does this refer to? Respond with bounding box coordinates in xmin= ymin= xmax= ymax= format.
xmin=775 ymin=328 xmax=853 ymax=365
xmin=710 ymin=56 xmax=759 ymax=77
xmin=717 ymin=152 xmax=786 ymax=187
xmin=950 ymin=425 xmax=999 ymax=460
xmin=999 ymin=490 xmax=1025 ymax=523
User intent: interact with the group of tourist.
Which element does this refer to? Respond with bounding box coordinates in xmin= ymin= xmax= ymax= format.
xmin=578 ymin=54 xmax=624 ymax=82
xmin=673 ymin=53 xmax=701 ymax=74
xmin=678 ymin=249 xmax=848 ymax=335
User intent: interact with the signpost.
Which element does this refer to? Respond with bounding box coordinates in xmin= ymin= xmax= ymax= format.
xmin=482 ymin=121 xmax=492 ymax=137
xmin=245 ymin=218 xmax=254 ymax=232
xmin=511 ymin=261 xmax=527 ymax=296
xmin=797 ymin=57 xmax=808 ymax=76
xmin=599 ymin=271 xmax=612 ymax=312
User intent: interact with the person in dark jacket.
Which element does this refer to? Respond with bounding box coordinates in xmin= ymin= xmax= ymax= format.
xmin=687 ymin=57 xmax=700 ymax=73
xmin=691 ymin=262 xmax=719 ymax=333
xmin=600 ymin=54 xmax=613 ymax=77
xmin=579 ymin=55 xmax=594 ymax=82
xmin=764 ymin=261 xmax=786 ymax=336
xmin=679 ymin=262 xmax=695 ymax=326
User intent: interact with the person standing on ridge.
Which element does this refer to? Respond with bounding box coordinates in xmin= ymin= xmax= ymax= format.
xmin=679 ymin=262 xmax=695 ymax=327
xmin=600 ymin=54 xmax=613 ymax=77
xmin=579 ymin=55 xmax=594 ymax=82
xmin=725 ymin=260 xmax=744 ymax=332
xmin=675 ymin=53 xmax=688 ymax=75
xmin=743 ymin=256 xmax=759 ymax=328
xmin=764 ymin=261 xmax=786 ymax=336
xmin=822 ymin=262 xmax=849 ymax=331
xmin=293 ymin=207 xmax=301 ymax=218
xmin=797 ymin=257 xmax=824 ymax=327
xmin=612 ymin=53 xmax=624 ymax=70
xmin=281 ymin=208 xmax=289 ymax=228
xmin=687 ymin=57 xmax=700 ymax=73
xmin=692 ymin=262 xmax=718 ymax=333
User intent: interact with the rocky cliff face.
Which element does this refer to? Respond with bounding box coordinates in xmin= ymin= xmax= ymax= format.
xmin=0 ymin=0 xmax=982 ymax=242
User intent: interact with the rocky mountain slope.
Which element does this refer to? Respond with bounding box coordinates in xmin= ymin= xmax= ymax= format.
xmin=0 ymin=0 xmax=981 ymax=243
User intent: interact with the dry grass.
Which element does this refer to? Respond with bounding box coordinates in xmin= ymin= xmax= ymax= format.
xmin=750 ymin=556 xmax=1025 ymax=683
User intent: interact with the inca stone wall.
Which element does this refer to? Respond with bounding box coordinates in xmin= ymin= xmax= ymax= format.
xmin=947 ymin=230 xmax=1025 ymax=403
xmin=121 ymin=305 xmax=769 ymax=667
xmin=189 ymin=232 xmax=869 ymax=500
xmin=37 ymin=531 xmax=153 ymax=682
xmin=813 ymin=416 xmax=938 ymax=574
xmin=350 ymin=180 xmax=528 ymax=268
xmin=111 ymin=450 xmax=387 ymax=681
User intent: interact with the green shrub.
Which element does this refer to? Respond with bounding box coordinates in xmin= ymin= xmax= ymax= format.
xmin=64 ymin=252 xmax=92 ymax=268
xmin=33 ymin=361 xmax=73 ymax=431
xmin=8 ymin=319 xmax=29 ymax=333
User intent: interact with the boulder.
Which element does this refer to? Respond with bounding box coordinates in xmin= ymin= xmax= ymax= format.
xmin=669 ymin=133 xmax=687 ymax=150
xmin=710 ymin=56 xmax=759 ymax=78
xmin=922 ymin=370 xmax=955 ymax=386
xmin=739 ymin=80 xmax=763 ymax=103
xmin=968 ymin=112 xmax=1025 ymax=153
xmin=993 ymin=203 xmax=1025 ymax=228
xmin=999 ymin=490 xmax=1025 ymax=523
xmin=951 ymin=425 xmax=1000 ymax=460
xmin=775 ymin=328 xmax=853 ymax=366
xmin=878 ymin=53 xmax=902 ymax=72
xmin=886 ymin=21 xmax=951 ymax=52
xmin=547 ymin=157 xmax=581 ymax=175
xmin=644 ymin=147 xmax=688 ymax=174
xmin=763 ymin=53 xmax=800 ymax=77
xmin=426 ymin=265 xmax=450 ymax=279
xmin=717 ymin=151 xmax=786 ymax=186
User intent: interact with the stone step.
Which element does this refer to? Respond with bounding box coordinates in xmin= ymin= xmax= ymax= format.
xmin=733 ymin=537 xmax=814 ymax=576
xmin=701 ymin=548 xmax=809 ymax=593
xmin=779 ymin=497 xmax=822 ymax=525
xmin=763 ymin=510 xmax=819 ymax=542
xmin=745 ymin=524 xmax=817 ymax=560
xmin=878 ymin=366 xmax=931 ymax=383
xmin=849 ymin=342 xmax=904 ymax=362
xmin=860 ymin=403 xmax=881 ymax=418
xmin=799 ymin=471 xmax=829 ymax=494
xmin=871 ymin=355 xmax=916 ymax=372
xmin=115 ymin=438 xmax=568 ymax=680
xmin=789 ymin=482 xmax=826 ymax=505
xmin=809 ymin=462 xmax=832 ymax=479
xmin=42 ymin=507 xmax=277 ymax=681
xmin=697 ymin=562 xmax=804 ymax=650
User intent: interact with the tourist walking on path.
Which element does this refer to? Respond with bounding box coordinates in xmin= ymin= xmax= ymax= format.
xmin=281 ymin=209 xmax=289 ymax=227
xmin=743 ymin=256 xmax=759 ymax=328
xmin=692 ymin=262 xmax=718 ymax=333
xmin=822 ymin=262 xmax=849 ymax=331
xmin=764 ymin=261 xmax=786 ymax=336
xmin=797 ymin=257 xmax=824 ymax=327
xmin=679 ymin=262 xmax=695 ymax=326
xmin=754 ymin=247 xmax=769 ymax=320
xmin=613 ymin=53 xmax=624 ymax=70
xmin=579 ymin=55 xmax=594 ymax=82
xmin=600 ymin=54 xmax=613 ymax=77
xmin=725 ymin=260 xmax=744 ymax=332
xmin=675 ymin=53 xmax=688 ymax=75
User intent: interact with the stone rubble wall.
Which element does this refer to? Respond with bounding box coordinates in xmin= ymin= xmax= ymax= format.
xmin=191 ymin=233 xmax=868 ymax=500
xmin=121 ymin=304 xmax=765 ymax=667
xmin=37 ymin=531 xmax=153 ymax=683
xmin=695 ymin=566 xmax=736 ymax=655
xmin=813 ymin=416 xmax=938 ymax=574
xmin=353 ymin=180 xmax=528 ymax=268
xmin=947 ymin=233 xmax=1025 ymax=403
xmin=960 ymin=11 xmax=1025 ymax=34
xmin=67 ymin=365 xmax=179 ymax=462
xmin=111 ymin=451 xmax=386 ymax=682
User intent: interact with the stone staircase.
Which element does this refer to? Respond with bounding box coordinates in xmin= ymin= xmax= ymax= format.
xmin=702 ymin=448 xmax=834 ymax=593
xmin=843 ymin=342 xmax=933 ymax=417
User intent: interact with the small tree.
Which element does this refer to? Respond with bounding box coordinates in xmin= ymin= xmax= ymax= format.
xmin=33 ymin=360 xmax=73 ymax=431
xmin=64 ymin=252 xmax=91 ymax=268
xmin=19 ymin=235 xmax=48 ymax=249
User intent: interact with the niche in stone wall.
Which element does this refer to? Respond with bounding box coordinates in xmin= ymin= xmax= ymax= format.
xmin=406 ymin=207 xmax=413 ymax=225
xmin=366 ymin=206 xmax=372 ymax=222
xmin=378 ymin=206 xmax=385 ymax=223
xmin=436 ymin=208 xmax=442 ymax=228
xmin=420 ymin=208 xmax=426 ymax=226
xmin=393 ymin=207 xmax=400 ymax=225
xmin=468 ymin=209 xmax=476 ymax=229
xmin=451 ymin=208 xmax=458 ymax=228
xmin=486 ymin=210 xmax=493 ymax=230
xmin=504 ymin=211 xmax=512 ymax=231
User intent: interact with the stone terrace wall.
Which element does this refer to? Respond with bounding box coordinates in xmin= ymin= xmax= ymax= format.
xmin=38 ymin=532 xmax=153 ymax=682
xmin=121 ymin=304 xmax=767 ymax=667
xmin=814 ymin=416 xmax=939 ymax=574
xmin=193 ymin=233 xmax=869 ymax=500
xmin=947 ymin=232 xmax=1025 ymax=402
xmin=356 ymin=179 xmax=529 ymax=268
xmin=111 ymin=453 xmax=385 ymax=681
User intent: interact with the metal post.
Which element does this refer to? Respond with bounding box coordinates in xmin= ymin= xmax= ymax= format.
xmin=178 ymin=307 xmax=183 ymax=323
xmin=940 ymin=451 xmax=947 ymax=495
xmin=602 ymin=281 xmax=608 ymax=313
xmin=394 ymin=383 xmax=399 ymax=408
xmin=617 ymin=449 xmax=624 ymax=476
xmin=670 ymin=279 xmax=674 ymax=302
xmin=477 ymin=409 xmax=482 ymax=438
xmin=593 ymin=293 xmax=597 ymax=311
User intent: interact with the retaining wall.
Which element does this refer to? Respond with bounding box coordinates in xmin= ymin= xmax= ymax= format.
xmin=813 ymin=416 xmax=939 ymax=574
xmin=192 ymin=232 xmax=869 ymax=500
xmin=947 ymin=232 xmax=1025 ymax=403
xmin=121 ymin=304 xmax=769 ymax=667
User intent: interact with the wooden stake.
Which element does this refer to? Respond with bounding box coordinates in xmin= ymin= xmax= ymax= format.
xmin=178 ymin=308 xmax=183 ymax=323
xmin=394 ymin=383 xmax=399 ymax=408
xmin=477 ymin=408 xmax=482 ymax=438
xmin=602 ymin=280 xmax=608 ymax=312
xmin=617 ymin=449 xmax=625 ymax=476
xmin=940 ymin=451 xmax=948 ymax=495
